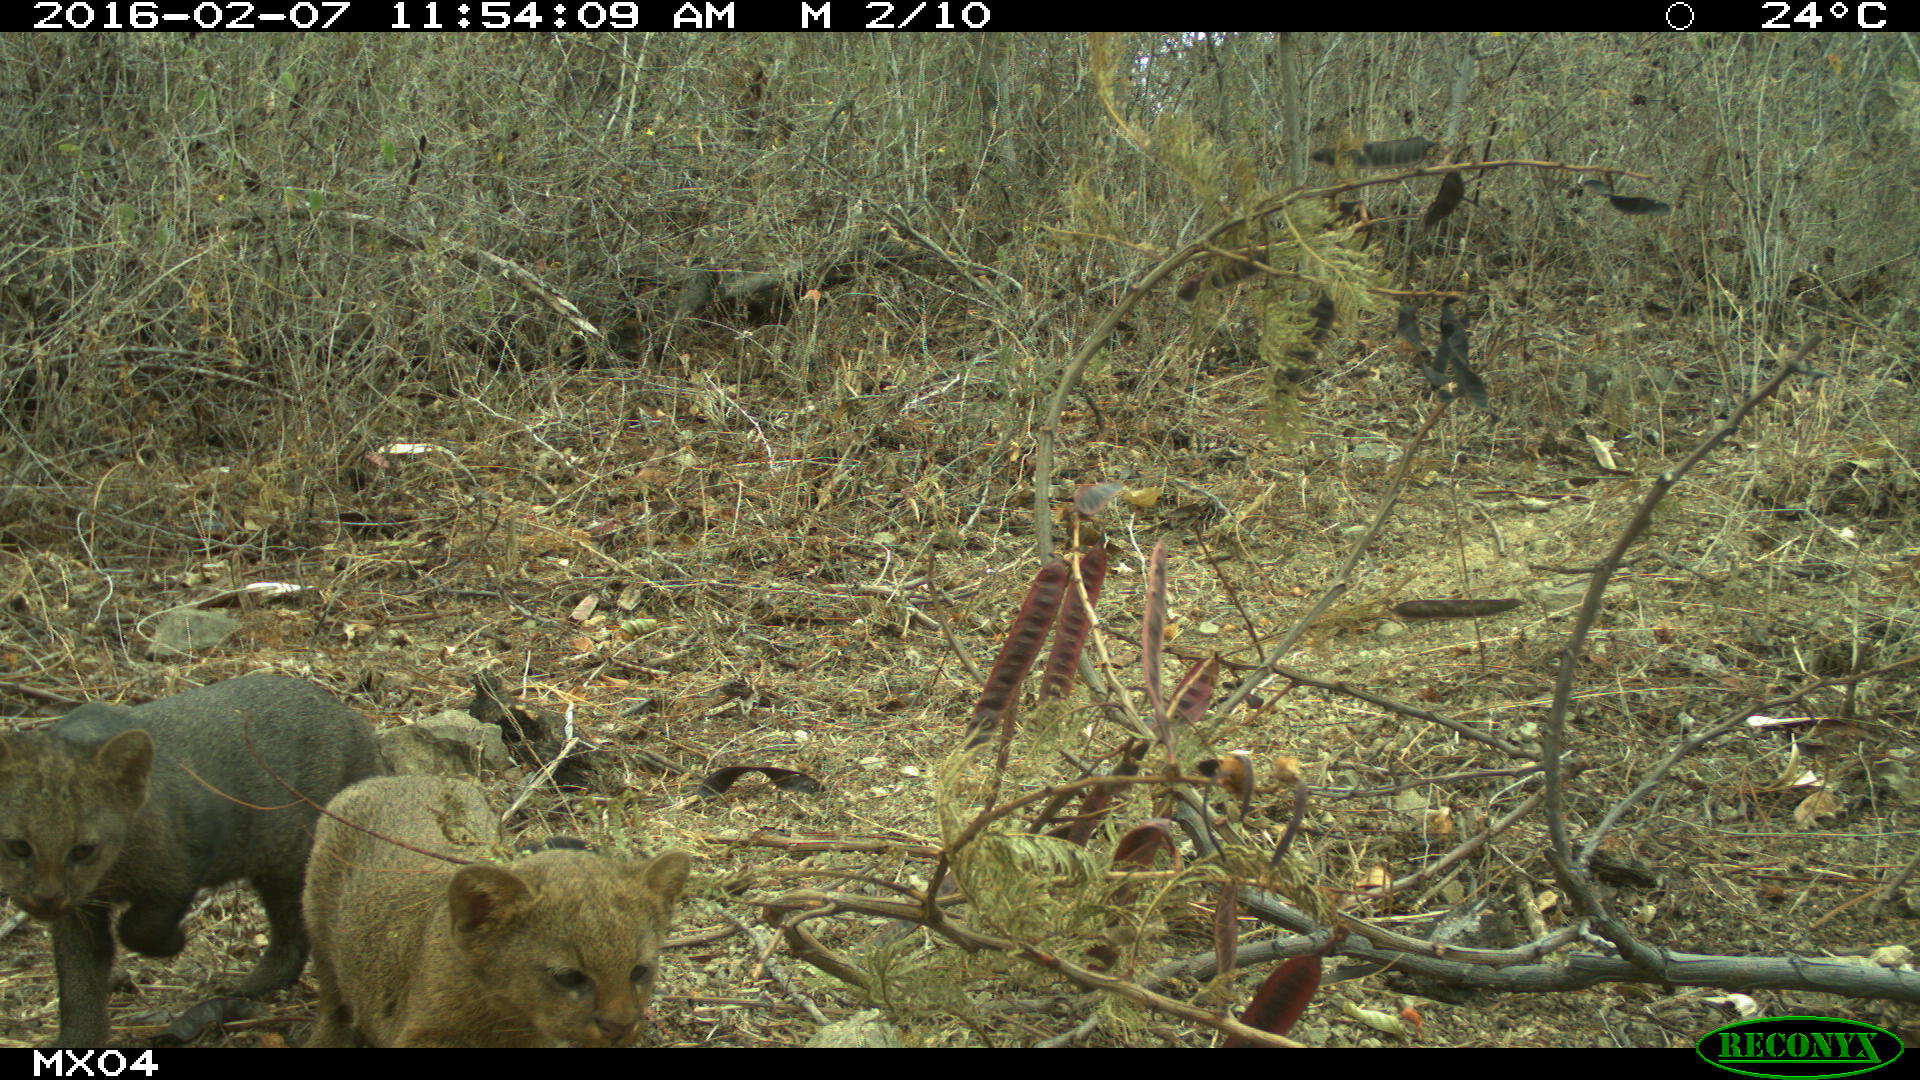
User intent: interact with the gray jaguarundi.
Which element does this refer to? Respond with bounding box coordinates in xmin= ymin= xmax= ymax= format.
xmin=0 ymin=674 xmax=382 ymax=1046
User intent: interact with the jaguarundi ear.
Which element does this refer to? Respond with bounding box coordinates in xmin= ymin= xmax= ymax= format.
xmin=642 ymin=850 xmax=692 ymax=904
xmin=94 ymin=729 xmax=156 ymax=807
xmin=448 ymin=864 xmax=534 ymax=938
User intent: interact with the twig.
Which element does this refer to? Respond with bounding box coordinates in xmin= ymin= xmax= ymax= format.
xmin=764 ymin=890 xmax=1302 ymax=1046
xmin=1397 ymin=786 xmax=1547 ymax=898
xmin=1581 ymin=650 xmax=1920 ymax=863
xmin=707 ymin=832 xmax=942 ymax=858
xmin=1541 ymin=335 xmax=1819 ymax=975
xmin=922 ymin=552 xmax=984 ymax=683
xmin=763 ymin=897 xmax=877 ymax=998
xmin=501 ymin=735 xmax=582 ymax=820
xmin=719 ymin=909 xmax=829 ymax=1024
xmin=946 ymin=774 xmax=1201 ymax=859
xmin=1872 ymin=829 xmax=1920 ymax=916
xmin=1211 ymin=399 xmax=1450 ymax=727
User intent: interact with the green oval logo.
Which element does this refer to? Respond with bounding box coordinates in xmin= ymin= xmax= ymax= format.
xmin=1698 ymin=1016 xmax=1904 ymax=1079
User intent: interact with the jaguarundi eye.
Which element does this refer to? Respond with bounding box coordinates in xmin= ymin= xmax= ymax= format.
xmin=4 ymin=839 xmax=31 ymax=860
xmin=550 ymin=968 xmax=589 ymax=990
xmin=68 ymin=844 xmax=98 ymax=865
xmin=629 ymin=965 xmax=652 ymax=986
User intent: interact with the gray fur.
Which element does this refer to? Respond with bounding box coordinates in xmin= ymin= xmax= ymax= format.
xmin=0 ymin=674 xmax=383 ymax=1046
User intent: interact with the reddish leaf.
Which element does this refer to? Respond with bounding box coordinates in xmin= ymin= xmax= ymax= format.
xmin=1112 ymin=819 xmax=1179 ymax=869
xmin=965 ymin=559 xmax=1068 ymax=743
xmin=1040 ymin=545 xmax=1108 ymax=701
xmin=1062 ymin=784 xmax=1115 ymax=847
xmin=1171 ymin=654 xmax=1217 ymax=728
xmin=1393 ymin=598 xmax=1522 ymax=619
xmin=1059 ymin=744 xmax=1142 ymax=845
xmin=1421 ymin=170 xmax=1465 ymax=229
xmin=1212 ymin=877 xmax=1240 ymax=985
xmin=1223 ymin=952 xmax=1323 ymax=1046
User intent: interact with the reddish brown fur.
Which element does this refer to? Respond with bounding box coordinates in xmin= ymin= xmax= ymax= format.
xmin=303 ymin=777 xmax=691 ymax=1047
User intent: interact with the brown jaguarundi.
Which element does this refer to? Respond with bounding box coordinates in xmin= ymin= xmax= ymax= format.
xmin=303 ymin=775 xmax=692 ymax=1047
xmin=0 ymin=674 xmax=383 ymax=1046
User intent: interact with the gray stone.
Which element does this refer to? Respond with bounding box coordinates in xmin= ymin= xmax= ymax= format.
xmin=376 ymin=711 xmax=510 ymax=778
xmin=806 ymin=1010 xmax=903 ymax=1048
xmin=146 ymin=609 xmax=239 ymax=657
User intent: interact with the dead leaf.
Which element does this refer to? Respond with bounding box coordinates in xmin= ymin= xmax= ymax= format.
xmin=1792 ymin=788 xmax=1842 ymax=828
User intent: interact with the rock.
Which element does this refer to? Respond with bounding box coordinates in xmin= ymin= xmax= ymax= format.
xmin=376 ymin=711 xmax=510 ymax=777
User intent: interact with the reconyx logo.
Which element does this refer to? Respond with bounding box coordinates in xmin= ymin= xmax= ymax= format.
xmin=1698 ymin=1016 xmax=1903 ymax=1079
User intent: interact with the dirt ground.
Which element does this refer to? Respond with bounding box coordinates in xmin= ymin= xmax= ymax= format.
xmin=3 ymin=339 xmax=1918 ymax=1048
